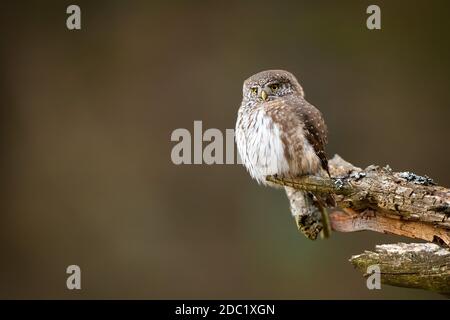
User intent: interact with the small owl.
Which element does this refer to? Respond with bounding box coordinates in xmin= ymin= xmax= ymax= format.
xmin=235 ymin=70 xmax=334 ymax=240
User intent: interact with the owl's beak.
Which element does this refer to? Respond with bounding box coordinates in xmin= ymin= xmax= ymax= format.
xmin=260 ymin=90 xmax=268 ymax=101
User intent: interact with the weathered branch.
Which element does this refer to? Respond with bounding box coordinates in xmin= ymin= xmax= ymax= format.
xmin=267 ymin=155 xmax=450 ymax=294
xmin=350 ymin=243 xmax=450 ymax=294
xmin=266 ymin=154 xmax=450 ymax=246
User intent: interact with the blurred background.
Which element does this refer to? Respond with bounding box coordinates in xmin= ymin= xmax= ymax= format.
xmin=0 ymin=0 xmax=449 ymax=299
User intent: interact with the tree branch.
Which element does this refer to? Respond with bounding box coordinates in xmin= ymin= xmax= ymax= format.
xmin=267 ymin=155 xmax=450 ymax=294
xmin=350 ymin=243 xmax=450 ymax=294
xmin=266 ymin=154 xmax=450 ymax=246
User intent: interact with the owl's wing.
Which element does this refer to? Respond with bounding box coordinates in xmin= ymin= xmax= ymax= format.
xmin=265 ymin=96 xmax=335 ymax=212
xmin=264 ymin=96 xmax=330 ymax=175
xmin=293 ymin=98 xmax=336 ymax=212
xmin=294 ymin=98 xmax=330 ymax=176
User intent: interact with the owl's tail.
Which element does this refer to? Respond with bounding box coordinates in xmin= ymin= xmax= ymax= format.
xmin=285 ymin=186 xmax=334 ymax=240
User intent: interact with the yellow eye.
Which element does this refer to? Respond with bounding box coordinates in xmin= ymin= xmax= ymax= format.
xmin=250 ymin=87 xmax=258 ymax=95
xmin=269 ymin=83 xmax=280 ymax=91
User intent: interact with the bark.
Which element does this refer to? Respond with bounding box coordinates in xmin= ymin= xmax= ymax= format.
xmin=266 ymin=155 xmax=450 ymax=294
xmin=266 ymin=154 xmax=450 ymax=246
xmin=350 ymin=243 xmax=450 ymax=294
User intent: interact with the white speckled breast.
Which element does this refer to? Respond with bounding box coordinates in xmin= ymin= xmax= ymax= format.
xmin=236 ymin=105 xmax=289 ymax=184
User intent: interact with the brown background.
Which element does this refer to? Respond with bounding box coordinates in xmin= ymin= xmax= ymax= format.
xmin=0 ymin=0 xmax=449 ymax=299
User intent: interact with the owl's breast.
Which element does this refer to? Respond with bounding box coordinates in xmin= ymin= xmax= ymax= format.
xmin=236 ymin=107 xmax=290 ymax=185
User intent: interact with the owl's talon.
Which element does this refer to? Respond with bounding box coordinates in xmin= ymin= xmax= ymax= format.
xmin=295 ymin=214 xmax=323 ymax=241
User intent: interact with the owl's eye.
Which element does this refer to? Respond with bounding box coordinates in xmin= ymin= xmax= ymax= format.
xmin=269 ymin=83 xmax=280 ymax=91
xmin=250 ymin=87 xmax=258 ymax=95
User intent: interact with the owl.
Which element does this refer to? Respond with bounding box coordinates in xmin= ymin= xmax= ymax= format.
xmin=235 ymin=70 xmax=334 ymax=240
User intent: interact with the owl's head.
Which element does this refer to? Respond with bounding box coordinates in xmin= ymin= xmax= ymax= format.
xmin=242 ymin=69 xmax=304 ymax=103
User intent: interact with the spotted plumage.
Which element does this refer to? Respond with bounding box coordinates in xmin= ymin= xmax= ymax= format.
xmin=235 ymin=70 xmax=333 ymax=239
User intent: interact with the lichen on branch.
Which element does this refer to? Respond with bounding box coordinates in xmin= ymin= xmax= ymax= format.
xmin=267 ymin=154 xmax=450 ymax=246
